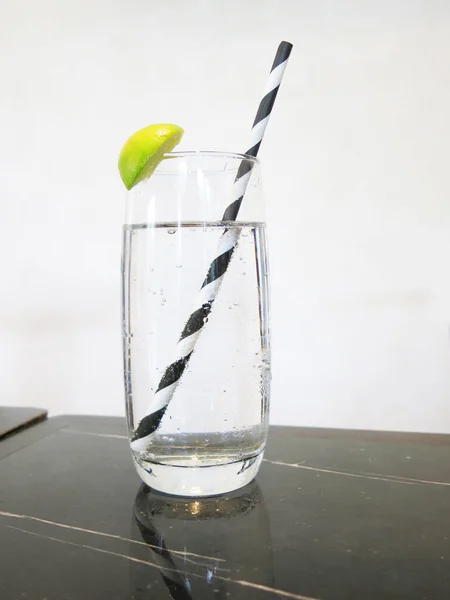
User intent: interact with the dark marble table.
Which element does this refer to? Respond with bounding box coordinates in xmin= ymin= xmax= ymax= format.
xmin=0 ymin=406 xmax=47 ymax=441
xmin=0 ymin=415 xmax=449 ymax=600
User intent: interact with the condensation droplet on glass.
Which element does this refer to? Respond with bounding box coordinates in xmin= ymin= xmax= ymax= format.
xmin=242 ymin=272 xmax=246 ymax=276
xmin=149 ymin=267 xmax=154 ymax=271
xmin=167 ymin=228 xmax=176 ymax=235
xmin=228 ymin=305 xmax=233 ymax=310
xmin=239 ymin=256 xmax=244 ymax=261
xmin=160 ymin=289 xmax=163 ymax=295
xmin=176 ymin=264 xmax=182 ymax=268
xmin=223 ymin=389 xmax=227 ymax=393
xmin=233 ymin=302 xmax=239 ymax=307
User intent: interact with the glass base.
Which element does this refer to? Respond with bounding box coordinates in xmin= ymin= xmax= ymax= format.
xmin=133 ymin=453 xmax=264 ymax=497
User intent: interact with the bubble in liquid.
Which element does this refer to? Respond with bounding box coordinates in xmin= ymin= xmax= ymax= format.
xmin=167 ymin=228 xmax=176 ymax=235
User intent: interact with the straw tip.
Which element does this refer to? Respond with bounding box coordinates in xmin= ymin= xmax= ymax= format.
xmin=280 ymin=41 xmax=293 ymax=52
xmin=272 ymin=41 xmax=293 ymax=69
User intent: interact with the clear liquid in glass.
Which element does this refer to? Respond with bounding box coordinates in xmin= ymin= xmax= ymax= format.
xmin=122 ymin=222 xmax=270 ymax=495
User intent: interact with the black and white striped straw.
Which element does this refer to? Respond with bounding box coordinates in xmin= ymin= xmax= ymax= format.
xmin=135 ymin=513 xmax=194 ymax=600
xmin=131 ymin=41 xmax=293 ymax=452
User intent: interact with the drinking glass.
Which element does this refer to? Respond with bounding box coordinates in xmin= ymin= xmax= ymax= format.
xmin=122 ymin=151 xmax=270 ymax=496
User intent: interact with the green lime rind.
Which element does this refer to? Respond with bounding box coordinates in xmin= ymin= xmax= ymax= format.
xmin=118 ymin=123 xmax=184 ymax=190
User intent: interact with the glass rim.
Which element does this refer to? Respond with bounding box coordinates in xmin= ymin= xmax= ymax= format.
xmin=160 ymin=150 xmax=260 ymax=165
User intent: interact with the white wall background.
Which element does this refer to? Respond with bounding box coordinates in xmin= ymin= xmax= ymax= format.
xmin=1 ymin=0 xmax=450 ymax=432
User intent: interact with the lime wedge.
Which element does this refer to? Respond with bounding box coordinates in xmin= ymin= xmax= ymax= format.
xmin=118 ymin=123 xmax=184 ymax=190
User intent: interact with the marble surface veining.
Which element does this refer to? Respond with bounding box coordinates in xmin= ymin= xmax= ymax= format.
xmin=0 ymin=416 xmax=450 ymax=599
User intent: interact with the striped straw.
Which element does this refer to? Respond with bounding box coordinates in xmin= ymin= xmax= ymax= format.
xmin=135 ymin=513 xmax=194 ymax=600
xmin=131 ymin=41 xmax=293 ymax=452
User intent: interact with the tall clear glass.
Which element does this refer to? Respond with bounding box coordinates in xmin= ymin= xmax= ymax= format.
xmin=122 ymin=151 xmax=270 ymax=497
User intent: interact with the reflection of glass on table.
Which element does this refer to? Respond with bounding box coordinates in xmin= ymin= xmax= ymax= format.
xmin=130 ymin=480 xmax=273 ymax=599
